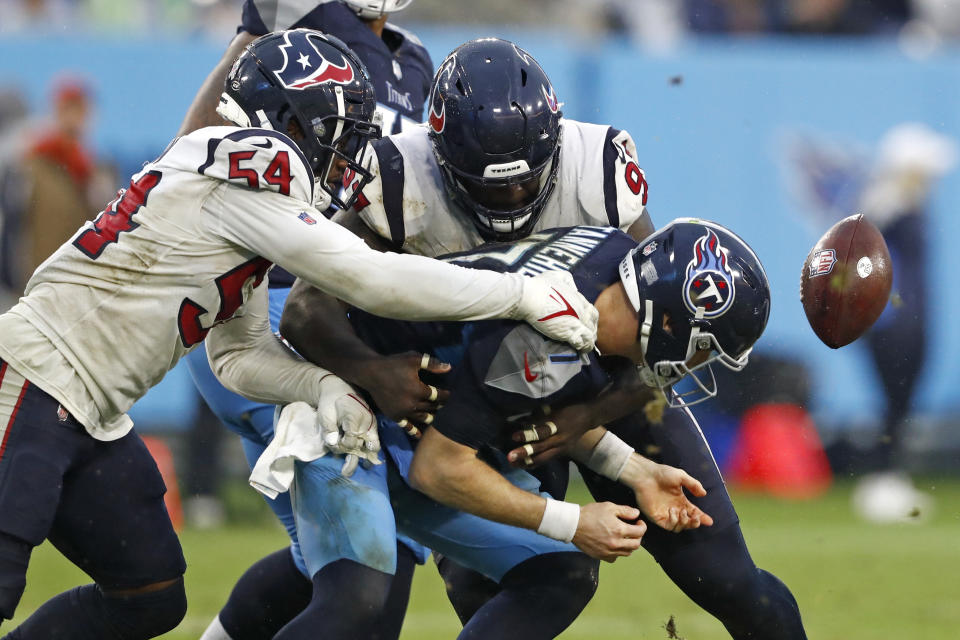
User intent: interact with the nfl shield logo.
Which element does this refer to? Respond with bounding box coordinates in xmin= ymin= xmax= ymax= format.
xmin=298 ymin=211 xmax=317 ymax=225
xmin=809 ymin=249 xmax=836 ymax=277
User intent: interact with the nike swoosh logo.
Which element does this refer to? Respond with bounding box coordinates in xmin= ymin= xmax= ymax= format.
xmin=252 ymin=139 xmax=274 ymax=149
xmin=536 ymin=287 xmax=580 ymax=322
xmin=523 ymin=351 xmax=539 ymax=382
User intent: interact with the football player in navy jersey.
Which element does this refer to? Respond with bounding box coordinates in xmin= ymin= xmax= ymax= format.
xmin=177 ymin=3 xmax=437 ymax=639
xmin=181 ymin=1 xmax=432 ymax=138
xmin=280 ymin=39 xmax=809 ymax=639
xmin=0 ymin=30 xmax=598 ymax=640
xmin=224 ymin=222 xmax=737 ymax=639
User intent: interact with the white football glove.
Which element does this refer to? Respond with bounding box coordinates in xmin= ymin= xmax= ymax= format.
xmin=317 ymin=374 xmax=381 ymax=477
xmin=512 ymin=270 xmax=599 ymax=352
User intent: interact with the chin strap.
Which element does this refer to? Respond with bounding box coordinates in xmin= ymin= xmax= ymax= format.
xmin=636 ymin=298 xmax=658 ymax=387
xmin=216 ymin=93 xmax=252 ymax=128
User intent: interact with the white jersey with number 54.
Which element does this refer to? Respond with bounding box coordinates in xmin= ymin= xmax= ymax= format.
xmin=0 ymin=126 xmax=538 ymax=440
xmin=0 ymin=127 xmax=322 ymax=439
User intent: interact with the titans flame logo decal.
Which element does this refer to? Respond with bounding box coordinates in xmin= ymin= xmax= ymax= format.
xmin=274 ymin=31 xmax=354 ymax=90
xmin=683 ymin=229 xmax=736 ymax=318
xmin=428 ymin=55 xmax=456 ymax=134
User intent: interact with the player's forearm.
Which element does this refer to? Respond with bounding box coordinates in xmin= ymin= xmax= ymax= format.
xmin=570 ymin=427 xmax=639 ymax=486
xmin=560 ymin=367 xmax=656 ymax=433
xmin=409 ymin=430 xmax=547 ymax=532
xmin=298 ymin=244 xmax=527 ymax=323
xmin=206 ymin=310 xmax=326 ymax=406
xmin=279 ymin=278 xmax=384 ymax=388
xmin=229 ymin=209 xmax=528 ymax=323
xmin=569 ymin=427 xmax=609 ymax=464
xmin=585 ymin=384 xmax=656 ymax=428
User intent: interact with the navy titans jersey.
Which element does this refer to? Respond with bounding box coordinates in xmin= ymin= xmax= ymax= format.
xmin=241 ymin=1 xmax=433 ymax=134
xmin=349 ymin=226 xmax=640 ymax=452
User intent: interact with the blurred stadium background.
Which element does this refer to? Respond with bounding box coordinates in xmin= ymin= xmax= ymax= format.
xmin=1 ymin=1 xmax=959 ymax=638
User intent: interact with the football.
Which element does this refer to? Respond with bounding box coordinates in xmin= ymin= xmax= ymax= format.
xmin=800 ymin=214 xmax=893 ymax=348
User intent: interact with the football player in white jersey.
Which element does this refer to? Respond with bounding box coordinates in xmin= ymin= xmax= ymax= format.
xmin=181 ymin=3 xmax=439 ymax=639
xmin=285 ymin=37 xmax=655 ymax=439
xmin=0 ymin=31 xmax=598 ymax=639
xmin=280 ymin=38 xmax=808 ymax=639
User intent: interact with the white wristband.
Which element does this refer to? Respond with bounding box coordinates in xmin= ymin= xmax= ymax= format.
xmin=537 ymin=498 xmax=580 ymax=542
xmin=587 ymin=431 xmax=635 ymax=481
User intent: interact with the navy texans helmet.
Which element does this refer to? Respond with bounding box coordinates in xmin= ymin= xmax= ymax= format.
xmin=217 ymin=28 xmax=380 ymax=210
xmin=618 ymin=219 xmax=771 ymax=406
xmin=428 ymin=38 xmax=563 ymax=241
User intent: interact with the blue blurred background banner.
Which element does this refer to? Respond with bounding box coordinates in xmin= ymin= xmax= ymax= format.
xmin=2 ymin=31 xmax=958 ymax=426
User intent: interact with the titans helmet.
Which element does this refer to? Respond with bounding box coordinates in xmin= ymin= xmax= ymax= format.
xmin=618 ymin=219 xmax=771 ymax=406
xmin=217 ymin=28 xmax=380 ymax=210
xmin=428 ymin=38 xmax=563 ymax=241
xmin=341 ymin=0 xmax=413 ymax=19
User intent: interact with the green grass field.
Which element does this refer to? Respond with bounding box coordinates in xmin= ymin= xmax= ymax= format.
xmin=8 ymin=479 xmax=960 ymax=639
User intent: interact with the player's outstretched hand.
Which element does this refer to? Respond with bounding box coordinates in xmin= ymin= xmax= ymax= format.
xmin=359 ymin=352 xmax=450 ymax=439
xmin=621 ymin=456 xmax=714 ymax=533
xmin=316 ymin=374 xmax=381 ymax=476
xmin=507 ymin=404 xmax=595 ymax=468
xmin=573 ymin=502 xmax=646 ymax=562
xmin=514 ymin=271 xmax=598 ymax=352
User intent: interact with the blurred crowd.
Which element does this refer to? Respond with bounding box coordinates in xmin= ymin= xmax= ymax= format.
xmin=3 ymin=0 xmax=960 ymax=45
xmin=0 ymin=77 xmax=117 ymax=306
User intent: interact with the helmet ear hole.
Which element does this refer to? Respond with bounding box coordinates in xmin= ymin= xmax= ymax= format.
xmin=455 ymin=78 xmax=467 ymax=96
xmin=731 ymin=255 xmax=758 ymax=289
xmin=285 ymin=117 xmax=303 ymax=141
xmin=520 ymin=69 xmax=528 ymax=86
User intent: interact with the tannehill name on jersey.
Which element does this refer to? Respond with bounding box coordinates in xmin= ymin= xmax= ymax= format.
xmin=449 ymin=227 xmax=616 ymax=277
xmin=515 ymin=227 xmax=615 ymax=276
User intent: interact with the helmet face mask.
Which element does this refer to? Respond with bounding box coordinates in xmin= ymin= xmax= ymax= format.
xmin=218 ymin=29 xmax=381 ymax=210
xmin=311 ymin=109 xmax=381 ymax=209
xmin=439 ymin=144 xmax=561 ymax=238
xmin=619 ymin=219 xmax=771 ymax=407
xmin=428 ymin=39 xmax=563 ymax=241
xmin=639 ymin=321 xmax=749 ymax=408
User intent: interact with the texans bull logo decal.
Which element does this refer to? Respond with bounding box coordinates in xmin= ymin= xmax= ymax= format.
xmin=683 ymin=229 xmax=735 ymax=318
xmin=275 ymin=31 xmax=354 ymax=90
xmin=428 ymin=55 xmax=456 ymax=134
xmin=542 ymin=84 xmax=559 ymax=114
